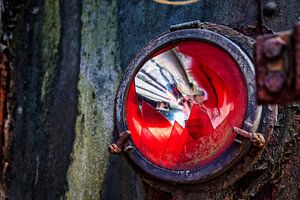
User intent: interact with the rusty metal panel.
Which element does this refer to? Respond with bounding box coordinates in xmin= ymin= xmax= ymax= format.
xmin=256 ymin=23 xmax=300 ymax=104
xmin=294 ymin=23 xmax=300 ymax=94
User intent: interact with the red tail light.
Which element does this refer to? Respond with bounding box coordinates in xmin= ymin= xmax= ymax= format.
xmin=125 ymin=41 xmax=247 ymax=170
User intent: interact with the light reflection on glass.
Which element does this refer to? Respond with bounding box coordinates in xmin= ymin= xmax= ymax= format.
xmin=126 ymin=41 xmax=247 ymax=170
xmin=135 ymin=47 xmax=232 ymax=128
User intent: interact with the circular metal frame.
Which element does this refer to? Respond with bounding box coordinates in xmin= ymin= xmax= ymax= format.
xmin=115 ymin=27 xmax=262 ymax=184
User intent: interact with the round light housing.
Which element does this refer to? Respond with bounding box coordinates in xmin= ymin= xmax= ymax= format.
xmin=115 ymin=26 xmax=264 ymax=184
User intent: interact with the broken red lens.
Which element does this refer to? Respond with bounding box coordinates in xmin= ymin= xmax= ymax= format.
xmin=125 ymin=40 xmax=247 ymax=170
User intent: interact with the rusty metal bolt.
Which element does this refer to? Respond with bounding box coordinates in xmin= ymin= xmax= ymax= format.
xmin=233 ymin=127 xmax=266 ymax=148
xmin=264 ymin=71 xmax=285 ymax=93
xmin=263 ymin=37 xmax=286 ymax=59
xmin=108 ymin=130 xmax=131 ymax=154
xmin=263 ymin=2 xmax=278 ymax=17
xmin=108 ymin=144 xmax=122 ymax=154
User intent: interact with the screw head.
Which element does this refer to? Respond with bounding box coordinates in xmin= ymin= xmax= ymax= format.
xmin=263 ymin=2 xmax=278 ymax=17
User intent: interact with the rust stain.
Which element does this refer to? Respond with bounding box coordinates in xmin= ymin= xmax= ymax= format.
xmin=0 ymin=48 xmax=11 ymax=179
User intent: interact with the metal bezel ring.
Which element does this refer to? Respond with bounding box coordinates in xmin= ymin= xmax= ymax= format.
xmin=115 ymin=27 xmax=263 ymax=184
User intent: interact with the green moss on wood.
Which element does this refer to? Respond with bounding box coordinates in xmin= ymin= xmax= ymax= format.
xmin=65 ymin=1 xmax=120 ymax=199
xmin=41 ymin=0 xmax=60 ymax=103
xmin=65 ymin=76 xmax=109 ymax=200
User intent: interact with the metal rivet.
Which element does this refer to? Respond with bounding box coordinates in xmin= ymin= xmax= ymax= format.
xmin=263 ymin=2 xmax=278 ymax=17
xmin=263 ymin=37 xmax=285 ymax=59
xmin=264 ymin=72 xmax=285 ymax=93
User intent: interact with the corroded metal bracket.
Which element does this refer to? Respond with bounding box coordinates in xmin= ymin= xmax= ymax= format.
xmin=108 ymin=130 xmax=132 ymax=154
xmin=233 ymin=127 xmax=266 ymax=148
xmin=256 ymin=22 xmax=300 ymax=104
